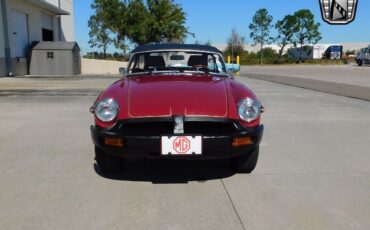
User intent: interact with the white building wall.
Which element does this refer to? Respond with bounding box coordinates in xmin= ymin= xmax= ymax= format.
xmin=6 ymin=0 xmax=61 ymax=75
xmin=7 ymin=0 xmax=75 ymax=53
xmin=1 ymin=0 xmax=74 ymax=76
xmin=45 ymin=0 xmax=75 ymax=41
xmin=60 ymin=0 xmax=74 ymax=41
xmin=8 ymin=0 xmax=50 ymax=57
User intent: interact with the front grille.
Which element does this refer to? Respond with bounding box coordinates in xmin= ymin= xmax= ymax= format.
xmin=184 ymin=121 xmax=237 ymax=135
xmin=117 ymin=119 xmax=238 ymax=136
xmin=119 ymin=121 xmax=174 ymax=136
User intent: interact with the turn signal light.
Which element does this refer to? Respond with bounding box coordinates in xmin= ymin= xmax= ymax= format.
xmin=104 ymin=137 xmax=124 ymax=147
xmin=232 ymin=137 xmax=253 ymax=147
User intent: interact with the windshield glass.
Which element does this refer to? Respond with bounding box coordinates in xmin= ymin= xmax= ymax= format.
xmin=127 ymin=51 xmax=227 ymax=74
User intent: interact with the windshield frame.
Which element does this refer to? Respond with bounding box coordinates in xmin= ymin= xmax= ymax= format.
xmin=127 ymin=50 xmax=227 ymax=75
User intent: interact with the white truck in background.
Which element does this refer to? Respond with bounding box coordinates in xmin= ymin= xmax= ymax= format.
xmin=356 ymin=45 xmax=370 ymax=66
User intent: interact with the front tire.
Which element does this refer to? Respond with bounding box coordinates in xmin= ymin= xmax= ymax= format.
xmin=95 ymin=147 xmax=124 ymax=173
xmin=231 ymin=147 xmax=259 ymax=174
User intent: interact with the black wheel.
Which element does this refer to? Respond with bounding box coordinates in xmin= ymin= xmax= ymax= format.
xmin=95 ymin=147 xmax=124 ymax=173
xmin=357 ymin=60 xmax=363 ymax=66
xmin=231 ymin=147 xmax=259 ymax=174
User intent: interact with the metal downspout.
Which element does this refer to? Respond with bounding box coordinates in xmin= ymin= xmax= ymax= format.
xmin=58 ymin=0 xmax=62 ymax=41
xmin=1 ymin=0 xmax=12 ymax=76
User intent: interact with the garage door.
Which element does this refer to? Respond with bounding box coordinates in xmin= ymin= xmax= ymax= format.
xmin=11 ymin=10 xmax=29 ymax=57
xmin=42 ymin=13 xmax=54 ymax=41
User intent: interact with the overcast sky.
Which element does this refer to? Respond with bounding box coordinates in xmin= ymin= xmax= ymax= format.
xmin=74 ymin=0 xmax=370 ymax=54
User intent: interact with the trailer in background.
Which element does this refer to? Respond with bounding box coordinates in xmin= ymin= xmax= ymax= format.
xmin=287 ymin=44 xmax=343 ymax=60
xmin=356 ymin=45 xmax=370 ymax=66
xmin=324 ymin=45 xmax=343 ymax=59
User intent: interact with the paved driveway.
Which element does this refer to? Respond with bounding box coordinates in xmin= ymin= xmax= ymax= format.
xmin=0 ymin=77 xmax=369 ymax=229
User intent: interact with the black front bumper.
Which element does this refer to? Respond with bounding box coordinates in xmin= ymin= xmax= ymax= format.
xmin=91 ymin=118 xmax=264 ymax=159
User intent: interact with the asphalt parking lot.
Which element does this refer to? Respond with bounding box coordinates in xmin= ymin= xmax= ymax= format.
xmin=1 ymin=75 xmax=370 ymax=229
xmin=241 ymin=64 xmax=370 ymax=87
xmin=241 ymin=65 xmax=370 ymax=101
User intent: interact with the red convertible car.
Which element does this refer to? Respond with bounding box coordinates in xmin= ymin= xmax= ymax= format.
xmin=90 ymin=44 xmax=264 ymax=174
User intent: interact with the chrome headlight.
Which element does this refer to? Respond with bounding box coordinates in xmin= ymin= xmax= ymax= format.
xmin=95 ymin=98 xmax=119 ymax=122
xmin=238 ymin=98 xmax=261 ymax=122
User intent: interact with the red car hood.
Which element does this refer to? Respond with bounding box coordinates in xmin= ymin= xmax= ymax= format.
xmin=126 ymin=75 xmax=228 ymax=118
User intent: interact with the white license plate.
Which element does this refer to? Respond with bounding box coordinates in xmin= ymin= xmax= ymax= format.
xmin=161 ymin=136 xmax=202 ymax=155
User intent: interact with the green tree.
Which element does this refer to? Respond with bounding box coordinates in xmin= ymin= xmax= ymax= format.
xmin=292 ymin=9 xmax=321 ymax=63
xmin=126 ymin=0 xmax=150 ymax=45
xmin=90 ymin=0 xmax=128 ymax=55
xmin=114 ymin=35 xmax=129 ymax=56
xmin=204 ymin=40 xmax=212 ymax=46
xmin=91 ymin=0 xmax=124 ymax=29
xmin=224 ymin=28 xmax=245 ymax=62
xmin=146 ymin=0 xmax=190 ymax=43
xmin=194 ymin=40 xmax=212 ymax=45
xmin=249 ymin=9 xmax=274 ymax=65
xmin=256 ymin=47 xmax=278 ymax=60
xmin=275 ymin=14 xmax=298 ymax=60
xmin=88 ymin=14 xmax=113 ymax=59
xmin=89 ymin=0 xmax=191 ymax=46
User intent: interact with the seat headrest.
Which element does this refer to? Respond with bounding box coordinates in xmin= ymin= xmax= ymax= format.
xmin=145 ymin=56 xmax=165 ymax=68
xmin=187 ymin=55 xmax=207 ymax=66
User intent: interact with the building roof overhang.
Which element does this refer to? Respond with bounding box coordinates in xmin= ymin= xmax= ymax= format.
xmin=26 ymin=0 xmax=70 ymax=15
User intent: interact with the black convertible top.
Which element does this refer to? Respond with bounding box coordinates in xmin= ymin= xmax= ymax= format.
xmin=131 ymin=44 xmax=223 ymax=54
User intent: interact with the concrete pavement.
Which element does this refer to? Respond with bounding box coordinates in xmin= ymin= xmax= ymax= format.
xmin=241 ymin=65 xmax=370 ymax=87
xmin=240 ymin=65 xmax=370 ymax=101
xmin=0 ymin=75 xmax=119 ymax=96
xmin=1 ymin=76 xmax=370 ymax=229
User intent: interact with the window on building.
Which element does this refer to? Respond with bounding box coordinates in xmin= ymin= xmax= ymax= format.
xmin=47 ymin=52 xmax=54 ymax=59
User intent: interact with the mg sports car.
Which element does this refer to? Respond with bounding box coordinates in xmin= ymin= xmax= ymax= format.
xmin=90 ymin=44 xmax=264 ymax=174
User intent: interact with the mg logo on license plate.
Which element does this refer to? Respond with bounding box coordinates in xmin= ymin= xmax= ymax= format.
xmin=161 ymin=136 xmax=202 ymax=155
xmin=173 ymin=136 xmax=191 ymax=154
xmin=319 ymin=0 xmax=359 ymax=24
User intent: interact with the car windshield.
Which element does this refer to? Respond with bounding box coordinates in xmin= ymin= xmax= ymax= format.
xmin=127 ymin=51 xmax=227 ymax=74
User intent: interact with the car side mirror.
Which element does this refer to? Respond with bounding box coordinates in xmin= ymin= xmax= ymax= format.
xmin=119 ymin=67 xmax=127 ymax=75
